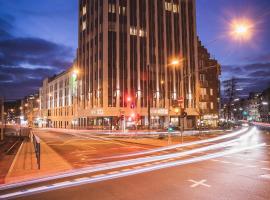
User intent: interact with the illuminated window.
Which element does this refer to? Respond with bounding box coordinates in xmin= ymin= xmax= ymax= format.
xmin=82 ymin=21 xmax=86 ymax=31
xmin=82 ymin=6 xmax=87 ymax=15
xmin=130 ymin=27 xmax=137 ymax=35
xmin=201 ymin=88 xmax=207 ymax=95
xmin=165 ymin=2 xmax=172 ymax=11
xmin=200 ymin=102 xmax=207 ymax=110
xmin=139 ymin=29 xmax=146 ymax=37
xmin=109 ymin=3 xmax=116 ymax=13
xmin=173 ymin=4 xmax=179 ymax=13
xmin=210 ymin=102 xmax=214 ymax=110
xmin=210 ymin=89 xmax=213 ymax=96
xmin=119 ymin=6 xmax=126 ymax=15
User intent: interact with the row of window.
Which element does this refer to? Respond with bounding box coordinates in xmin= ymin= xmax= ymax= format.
xmin=201 ymin=88 xmax=214 ymax=96
xmin=47 ymin=107 xmax=74 ymax=117
xmin=200 ymin=102 xmax=214 ymax=110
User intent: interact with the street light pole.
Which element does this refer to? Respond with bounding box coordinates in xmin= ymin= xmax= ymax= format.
xmin=147 ymin=64 xmax=151 ymax=130
xmin=0 ymin=97 xmax=4 ymax=141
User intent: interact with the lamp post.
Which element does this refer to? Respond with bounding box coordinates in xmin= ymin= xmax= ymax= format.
xmin=0 ymin=97 xmax=4 ymax=141
xmin=147 ymin=64 xmax=151 ymax=130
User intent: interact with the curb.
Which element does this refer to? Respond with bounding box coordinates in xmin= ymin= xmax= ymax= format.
xmin=5 ymin=139 xmax=25 ymax=182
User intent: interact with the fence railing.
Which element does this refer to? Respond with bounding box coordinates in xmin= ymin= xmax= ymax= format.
xmin=32 ymin=133 xmax=41 ymax=169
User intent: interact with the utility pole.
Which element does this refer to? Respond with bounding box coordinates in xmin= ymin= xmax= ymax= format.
xmin=223 ymin=77 xmax=238 ymax=120
xmin=0 ymin=97 xmax=4 ymax=141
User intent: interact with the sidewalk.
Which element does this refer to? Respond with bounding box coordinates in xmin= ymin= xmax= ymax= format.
xmin=4 ymin=138 xmax=73 ymax=184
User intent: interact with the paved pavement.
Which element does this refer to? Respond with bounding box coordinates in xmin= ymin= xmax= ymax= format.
xmin=0 ymin=126 xmax=269 ymax=200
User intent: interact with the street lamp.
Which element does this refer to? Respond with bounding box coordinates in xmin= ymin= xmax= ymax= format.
xmin=230 ymin=18 xmax=254 ymax=41
xmin=72 ymin=69 xmax=79 ymax=79
xmin=262 ymin=102 xmax=269 ymax=106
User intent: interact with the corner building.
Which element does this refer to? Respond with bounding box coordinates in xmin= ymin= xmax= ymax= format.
xmin=77 ymin=0 xmax=200 ymax=129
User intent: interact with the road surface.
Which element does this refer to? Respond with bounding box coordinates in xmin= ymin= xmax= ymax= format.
xmin=0 ymin=126 xmax=269 ymax=200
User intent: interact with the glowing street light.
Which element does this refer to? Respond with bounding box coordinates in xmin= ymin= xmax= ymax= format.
xmin=262 ymin=102 xmax=269 ymax=106
xmin=171 ymin=59 xmax=180 ymax=66
xmin=230 ymin=18 xmax=254 ymax=41
xmin=72 ymin=69 xmax=79 ymax=79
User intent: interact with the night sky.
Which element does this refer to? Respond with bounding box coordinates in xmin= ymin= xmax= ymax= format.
xmin=0 ymin=0 xmax=269 ymax=100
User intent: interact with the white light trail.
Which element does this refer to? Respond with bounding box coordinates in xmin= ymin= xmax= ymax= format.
xmin=0 ymin=142 xmax=265 ymax=200
xmin=0 ymin=127 xmax=252 ymax=192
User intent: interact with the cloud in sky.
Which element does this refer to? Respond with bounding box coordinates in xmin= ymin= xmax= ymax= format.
xmin=0 ymin=14 xmax=74 ymax=99
xmin=221 ymin=62 xmax=270 ymax=96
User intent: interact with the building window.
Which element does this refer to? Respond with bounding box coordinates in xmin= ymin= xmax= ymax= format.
xmin=201 ymin=88 xmax=207 ymax=96
xmin=82 ymin=6 xmax=87 ymax=15
xmin=200 ymin=102 xmax=207 ymax=110
xmin=130 ymin=27 xmax=137 ymax=35
xmin=119 ymin=6 xmax=126 ymax=15
xmin=173 ymin=4 xmax=179 ymax=13
xmin=139 ymin=29 xmax=146 ymax=37
xmin=199 ymin=74 xmax=205 ymax=82
xmin=165 ymin=2 xmax=172 ymax=11
xmin=82 ymin=21 xmax=86 ymax=31
xmin=210 ymin=102 xmax=214 ymax=110
xmin=109 ymin=3 xmax=116 ymax=13
xmin=210 ymin=88 xmax=213 ymax=96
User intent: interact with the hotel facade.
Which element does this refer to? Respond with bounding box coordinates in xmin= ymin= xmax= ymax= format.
xmin=76 ymin=0 xmax=200 ymax=129
xmin=39 ymin=66 xmax=78 ymax=129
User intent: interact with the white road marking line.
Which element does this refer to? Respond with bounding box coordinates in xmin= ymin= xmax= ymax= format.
xmin=261 ymin=168 xmax=270 ymax=171
xmin=188 ymin=179 xmax=211 ymax=188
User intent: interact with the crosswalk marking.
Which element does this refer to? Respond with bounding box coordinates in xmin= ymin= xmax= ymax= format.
xmin=189 ymin=179 xmax=211 ymax=188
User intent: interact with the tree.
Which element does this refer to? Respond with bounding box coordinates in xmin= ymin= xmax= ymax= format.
xmin=223 ymin=77 xmax=238 ymax=120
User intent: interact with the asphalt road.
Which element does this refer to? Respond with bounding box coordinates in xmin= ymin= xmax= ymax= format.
xmin=0 ymin=126 xmax=269 ymax=200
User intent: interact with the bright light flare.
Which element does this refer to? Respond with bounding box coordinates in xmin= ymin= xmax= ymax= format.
xmin=230 ymin=18 xmax=254 ymax=41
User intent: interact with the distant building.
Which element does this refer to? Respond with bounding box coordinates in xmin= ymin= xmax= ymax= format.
xmin=259 ymin=87 xmax=270 ymax=122
xmin=247 ymin=92 xmax=261 ymax=121
xmin=3 ymin=100 xmax=21 ymax=124
xmin=39 ymin=66 xmax=78 ymax=128
xmin=197 ymin=39 xmax=221 ymax=127
xmin=21 ymin=93 xmax=40 ymax=127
